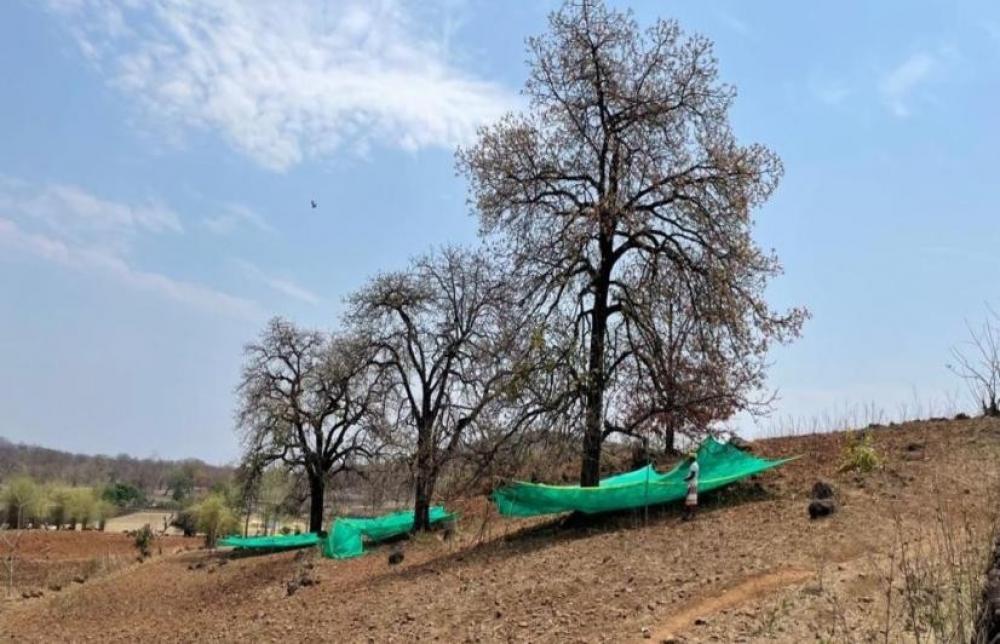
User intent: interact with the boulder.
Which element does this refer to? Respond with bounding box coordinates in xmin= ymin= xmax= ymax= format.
xmin=808 ymin=498 xmax=836 ymax=520
xmin=810 ymin=480 xmax=835 ymax=500
xmin=729 ymin=436 xmax=753 ymax=452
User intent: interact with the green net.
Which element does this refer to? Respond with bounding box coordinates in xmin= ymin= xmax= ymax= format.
xmin=218 ymin=532 xmax=320 ymax=550
xmin=215 ymin=507 xmax=455 ymax=558
xmin=322 ymin=506 xmax=454 ymax=559
xmin=492 ymin=438 xmax=794 ymax=517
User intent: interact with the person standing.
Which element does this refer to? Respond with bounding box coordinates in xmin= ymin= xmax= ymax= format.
xmin=682 ymin=452 xmax=699 ymax=521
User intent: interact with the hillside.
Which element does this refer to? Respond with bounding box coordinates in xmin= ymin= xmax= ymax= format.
xmin=0 ymin=436 xmax=232 ymax=491
xmin=2 ymin=417 xmax=998 ymax=642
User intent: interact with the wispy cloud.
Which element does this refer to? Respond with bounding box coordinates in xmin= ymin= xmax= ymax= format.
xmin=203 ymin=203 xmax=273 ymax=235
xmin=234 ymin=258 xmax=321 ymax=305
xmin=45 ymin=0 xmax=517 ymax=171
xmin=880 ymin=52 xmax=937 ymax=117
xmin=0 ymin=175 xmax=181 ymax=254
xmin=0 ymin=218 xmax=260 ymax=318
xmin=0 ymin=178 xmax=259 ymax=318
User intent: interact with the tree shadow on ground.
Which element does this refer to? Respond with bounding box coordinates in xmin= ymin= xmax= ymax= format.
xmin=369 ymin=478 xmax=776 ymax=588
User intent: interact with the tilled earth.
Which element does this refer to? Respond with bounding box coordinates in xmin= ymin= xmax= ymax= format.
xmin=2 ymin=418 xmax=999 ymax=642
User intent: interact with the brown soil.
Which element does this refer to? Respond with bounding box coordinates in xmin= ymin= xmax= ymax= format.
xmin=10 ymin=531 xmax=192 ymax=560
xmin=2 ymin=417 xmax=999 ymax=642
xmin=0 ymin=531 xmax=196 ymax=593
xmin=649 ymin=567 xmax=813 ymax=641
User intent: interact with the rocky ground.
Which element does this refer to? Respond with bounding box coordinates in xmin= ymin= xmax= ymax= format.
xmin=2 ymin=417 xmax=998 ymax=642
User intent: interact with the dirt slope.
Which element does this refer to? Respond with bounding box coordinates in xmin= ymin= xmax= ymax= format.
xmin=2 ymin=417 xmax=998 ymax=642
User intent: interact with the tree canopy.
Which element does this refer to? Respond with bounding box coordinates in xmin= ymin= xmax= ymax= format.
xmin=459 ymin=0 xmax=806 ymax=484
xmin=237 ymin=318 xmax=387 ymax=532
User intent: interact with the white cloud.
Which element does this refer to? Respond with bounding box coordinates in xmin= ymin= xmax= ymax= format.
xmin=203 ymin=203 xmax=273 ymax=235
xmin=0 ymin=178 xmax=259 ymax=318
xmin=880 ymin=52 xmax=937 ymax=117
xmin=0 ymin=218 xmax=260 ymax=318
xmin=45 ymin=0 xmax=517 ymax=171
xmin=234 ymin=258 xmax=321 ymax=305
xmin=0 ymin=175 xmax=181 ymax=254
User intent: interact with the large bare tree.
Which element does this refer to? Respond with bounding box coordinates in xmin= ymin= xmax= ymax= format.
xmin=459 ymin=0 xmax=806 ymax=485
xmin=348 ymin=247 xmax=538 ymax=531
xmin=237 ymin=318 xmax=385 ymax=532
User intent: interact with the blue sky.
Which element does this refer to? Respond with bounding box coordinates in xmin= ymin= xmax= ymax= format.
xmin=2 ymin=1 xmax=999 ymax=463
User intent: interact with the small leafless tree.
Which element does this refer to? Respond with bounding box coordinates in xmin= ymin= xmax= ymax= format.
xmin=948 ymin=309 xmax=1000 ymax=417
xmin=0 ymin=517 xmax=24 ymax=598
xmin=458 ymin=0 xmax=806 ymax=485
xmin=237 ymin=318 xmax=388 ymax=533
xmin=348 ymin=247 xmax=543 ymax=531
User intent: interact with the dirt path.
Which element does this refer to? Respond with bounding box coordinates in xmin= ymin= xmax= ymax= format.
xmin=647 ymin=567 xmax=813 ymax=642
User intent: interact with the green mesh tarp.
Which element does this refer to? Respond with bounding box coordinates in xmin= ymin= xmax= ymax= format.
xmin=492 ymin=438 xmax=794 ymax=517
xmin=218 ymin=532 xmax=320 ymax=550
xmin=322 ymin=506 xmax=454 ymax=559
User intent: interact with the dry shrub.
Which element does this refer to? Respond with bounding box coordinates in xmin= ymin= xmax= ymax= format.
xmin=133 ymin=524 xmax=154 ymax=558
xmin=891 ymin=509 xmax=998 ymax=642
xmin=811 ymin=474 xmax=1000 ymax=643
xmin=885 ymin=483 xmax=1000 ymax=642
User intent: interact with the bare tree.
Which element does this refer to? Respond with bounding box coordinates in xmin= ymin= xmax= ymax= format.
xmin=0 ymin=527 xmax=24 ymax=598
xmin=948 ymin=309 xmax=1000 ymax=417
xmin=237 ymin=318 xmax=387 ymax=533
xmin=348 ymin=247 xmax=539 ymax=531
xmin=459 ymin=0 xmax=806 ymax=485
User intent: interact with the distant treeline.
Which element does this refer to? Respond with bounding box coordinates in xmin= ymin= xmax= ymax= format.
xmin=0 ymin=436 xmax=232 ymax=496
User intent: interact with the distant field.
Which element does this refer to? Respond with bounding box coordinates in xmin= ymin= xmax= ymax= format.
xmin=103 ymin=510 xmax=309 ymax=537
xmin=0 ymin=530 xmax=193 ymax=593
xmin=104 ymin=511 xmax=179 ymax=535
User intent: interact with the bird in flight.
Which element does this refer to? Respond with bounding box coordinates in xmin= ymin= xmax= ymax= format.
xmin=310 ymin=200 xmax=318 ymax=209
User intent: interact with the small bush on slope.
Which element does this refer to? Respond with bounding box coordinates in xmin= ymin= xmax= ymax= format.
xmin=840 ymin=431 xmax=880 ymax=473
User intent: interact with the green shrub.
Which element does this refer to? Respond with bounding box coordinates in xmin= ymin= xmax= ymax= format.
xmin=134 ymin=524 xmax=154 ymax=558
xmin=194 ymin=494 xmax=239 ymax=548
xmin=2 ymin=476 xmax=47 ymax=528
xmin=47 ymin=486 xmax=72 ymax=529
xmin=65 ymin=488 xmax=101 ymax=529
xmin=840 ymin=431 xmax=880 ymax=473
xmin=102 ymin=482 xmax=146 ymax=509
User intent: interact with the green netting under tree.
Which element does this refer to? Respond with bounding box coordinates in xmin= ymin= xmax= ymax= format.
xmin=323 ymin=506 xmax=454 ymax=559
xmin=492 ymin=438 xmax=794 ymax=517
xmin=218 ymin=532 xmax=320 ymax=550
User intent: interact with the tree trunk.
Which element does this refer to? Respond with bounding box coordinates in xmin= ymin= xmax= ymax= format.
xmin=413 ymin=423 xmax=433 ymax=531
xmin=580 ymin=237 xmax=612 ymax=487
xmin=663 ymin=424 xmax=676 ymax=455
xmin=243 ymin=502 xmax=251 ymax=538
xmin=307 ymin=475 xmax=325 ymax=534
xmin=413 ymin=478 xmax=432 ymax=533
